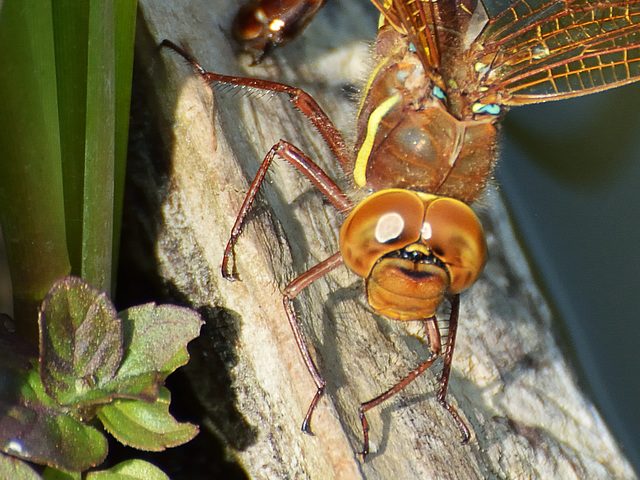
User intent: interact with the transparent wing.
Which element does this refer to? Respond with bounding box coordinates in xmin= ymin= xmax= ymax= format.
xmin=477 ymin=0 xmax=640 ymax=105
xmin=370 ymin=0 xmax=443 ymax=71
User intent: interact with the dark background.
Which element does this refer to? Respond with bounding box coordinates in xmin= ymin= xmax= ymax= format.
xmin=498 ymin=81 xmax=640 ymax=471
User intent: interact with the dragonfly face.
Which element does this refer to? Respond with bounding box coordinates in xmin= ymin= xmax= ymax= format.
xmin=340 ymin=189 xmax=487 ymax=320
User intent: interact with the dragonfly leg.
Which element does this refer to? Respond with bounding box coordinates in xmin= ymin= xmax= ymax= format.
xmin=160 ymin=39 xmax=353 ymax=176
xmin=160 ymin=40 xmax=354 ymax=276
xmin=357 ymin=295 xmax=468 ymax=458
xmin=221 ymin=140 xmax=352 ymax=279
xmin=437 ymin=294 xmax=471 ymax=443
xmin=282 ymin=252 xmax=344 ymax=435
xmin=357 ymin=316 xmax=441 ymax=458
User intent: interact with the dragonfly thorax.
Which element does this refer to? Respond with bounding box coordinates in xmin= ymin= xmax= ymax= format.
xmin=353 ymin=25 xmax=498 ymax=203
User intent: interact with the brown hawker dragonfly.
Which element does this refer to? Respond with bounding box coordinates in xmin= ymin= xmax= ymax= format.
xmin=163 ymin=0 xmax=640 ymax=458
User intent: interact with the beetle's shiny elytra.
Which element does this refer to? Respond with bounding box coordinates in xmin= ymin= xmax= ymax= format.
xmin=164 ymin=0 xmax=640 ymax=459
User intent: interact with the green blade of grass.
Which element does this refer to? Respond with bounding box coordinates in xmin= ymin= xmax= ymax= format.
xmin=51 ymin=1 xmax=90 ymax=278
xmin=79 ymin=1 xmax=117 ymax=291
xmin=52 ymin=0 xmax=137 ymax=293
xmin=112 ymin=0 xmax=138 ymax=291
xmin=0 ymin=0 xmax=137 ymax=338
xmin=0 ymin=1 xmax=71 ymax=337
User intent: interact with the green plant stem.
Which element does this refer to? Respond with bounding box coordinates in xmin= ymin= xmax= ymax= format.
xmin=0 ymin=1 xmax=71 ymax=339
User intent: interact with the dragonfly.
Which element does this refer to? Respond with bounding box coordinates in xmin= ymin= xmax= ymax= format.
xmin=164 ymin=0 xmax=640 ymax=458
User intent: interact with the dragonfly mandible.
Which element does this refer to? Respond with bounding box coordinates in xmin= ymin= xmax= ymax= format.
xmin=164 ymin=0 xmax=640 ymax=458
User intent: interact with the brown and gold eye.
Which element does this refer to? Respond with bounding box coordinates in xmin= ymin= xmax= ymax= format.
xmin=340 ymin=189 xmax=426 ymax=278
xmin=340 ymin=189 xmax=486 ymax=291
xmin=423 ymin=196 xmax=487 ymax=294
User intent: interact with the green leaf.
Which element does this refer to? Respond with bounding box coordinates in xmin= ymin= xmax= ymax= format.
xmin=38 ymin=278 xmax=202 ymax=406
xmin=78 ymin=1 xmax=117 ymax=291
xmin=0 ymin=277 xmax=202 ymax=472
xmin=0 ymin=0 xmax=137 ymax=340
xmin=0 ymin=0 xmax=71 ymax=335
xmin=111 ymin=0 xmax=138 ymax=290
xmin=42 ymin=467 xmax=82 ymax=480
xmin=0 ymin=368 xmax=108 ymax=472
xmin=119 ymin=303 xmax=203 ymax=376
xmin=86 ymin=459 xmax=169 ymax=480
xmin=39 ymin=413 xmax=107 ymax=471
xmin=52 ymin=0 xmax=137 ymax=293
xmin=100 ymin=303 xmax=203 ymax=398
xmin=39 ymin=277 xmax=123 ymax=405
xmin=51 ymin=1 xmax=90 ymax=280
xmin=97 ymin=387 xmax=198 ymax=451
xmin=0 ymin=452 xmax=43 ymax=480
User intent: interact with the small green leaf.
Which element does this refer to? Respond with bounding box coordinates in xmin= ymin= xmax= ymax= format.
xmin=0 ymin=452 xmax=43 ymax=480
xmin=42 ymin=414 xmax=107 ymax=468
xmin=42 ymin=466 xmax=82 ymax=480
xmin=39 ymin=277 xmax=123 ymax=405
xmin=97 ymin=387 xmax=198 ymax=451
xmin=0 ymin=278 xmax=202 ymax=471
xmin=98 ymin=303 xmax=203 ymax=398
xmin=86 ymin=459 xmax=170 ymax=480
xmin=118 ymin=304 xmax=203 ymax=377
xmin=0 ymin=370 xmax=108 ymax=472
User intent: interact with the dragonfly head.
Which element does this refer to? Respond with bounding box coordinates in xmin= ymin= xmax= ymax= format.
xmin=340 ymin=189 xmax=487 ymax=320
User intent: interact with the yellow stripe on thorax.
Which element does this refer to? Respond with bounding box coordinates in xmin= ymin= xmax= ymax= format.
xmin=356 ymin=53 xmax=391 ymax=119
xmin=353 ymin=92 xmax=401 ymax=187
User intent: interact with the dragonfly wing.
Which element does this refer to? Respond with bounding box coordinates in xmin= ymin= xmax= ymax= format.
xmin=476 ymin=0 xmax=640 ymax=105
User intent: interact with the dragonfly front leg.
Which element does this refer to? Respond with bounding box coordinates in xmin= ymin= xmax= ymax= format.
xmin=282 ymin=252 xmax=344 ymax=434
xmin=160 ymin=40 xmax=354 ymax=278
xmin=222 ymin=139 xmax=353 ymax=279
xmin=357 ymin=295 xmax=469 ymax=458
xmin=435 ymin=294 xmax=471 ymax=444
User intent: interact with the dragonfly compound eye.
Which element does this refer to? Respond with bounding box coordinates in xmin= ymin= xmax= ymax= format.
xmin=423 ymin=196 xmax=487 ymax=294
xmin=340 ymin=189 xmax=487 ymax=320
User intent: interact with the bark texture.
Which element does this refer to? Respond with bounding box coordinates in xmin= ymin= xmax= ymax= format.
xmin=130 ymin=0 xmax=637 ymax=478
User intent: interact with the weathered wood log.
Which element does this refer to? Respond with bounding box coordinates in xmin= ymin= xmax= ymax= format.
xmin=131 ymin=0 xmax=637 ymax=478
